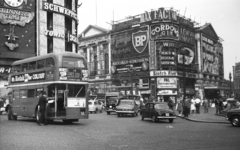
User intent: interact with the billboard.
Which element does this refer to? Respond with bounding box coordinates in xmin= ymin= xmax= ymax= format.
xmin=0 ymin=0 xmax=36 ymax=56
xmin=111 ymin=25 xmax=149 ymax=60
xmin=201 ymin=35 xmax=223 ymax=76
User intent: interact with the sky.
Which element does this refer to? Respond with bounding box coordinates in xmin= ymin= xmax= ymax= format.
xmin=77 ymin=0 xmax=240 ymax=80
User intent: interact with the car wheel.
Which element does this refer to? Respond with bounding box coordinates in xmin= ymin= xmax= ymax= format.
xmin=231 ymin=115 xmax=240 ymax=127
xmin=152 ymin=115 xmax=157 ymax=123
xmin=107 ymin=112 xmax=110 ymax=115
xmin=141 ymin=114 xmax=144 ymax=121
xmin=136 ymin=112 xmax=138 ymax=116
xmin=169 ymin=119 xmax=174 ymax=123
xmin=117 ymin=113 xmax=120 ymax=117
xmin=94 ymin=109 xmax=98 ymax=113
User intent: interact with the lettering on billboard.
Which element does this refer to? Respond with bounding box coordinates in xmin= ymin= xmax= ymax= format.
xmin=0 ymin=7 xmax=35 ymax=26
xmin=179 ymin=26 xmax=195 ymax=45
xmin=150 ymin=23 xmax=179 ymax=40
xmin=157 ymin=78 xmax=177 ymax=89
xmin=132 ymin=27 xmax=149 ymax=53
xmin=150 ymin=70 xmax=178 ymax=76
xmin=156 ymin=41 xmax=177 ymax=67
xmin=45 ymin=30 xmax=64 ymax=39
xmin=42 ymin=2 xmax=77 ymax=20
xmin=202 ymin=35 xmax=220 ymax=75
xmin=0 ymin=66 xmax=11 ymax=74
xmin=157 ymin=90 xmax=177 ymax=95
xmin=11 ymin=72 xmax=46 ymax=83
xmin=140 ymin=7 xmax=178 ymax=23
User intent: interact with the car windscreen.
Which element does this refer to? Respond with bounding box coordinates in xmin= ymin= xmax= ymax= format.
xmin=119 ymin=100 xmax=134 ymax=105
xmin=154 ymin=104 xmax=169 ymax=109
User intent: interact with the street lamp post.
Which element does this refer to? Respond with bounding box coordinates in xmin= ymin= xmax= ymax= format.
xmin=229 ymin=72 xmax=232 ymax=98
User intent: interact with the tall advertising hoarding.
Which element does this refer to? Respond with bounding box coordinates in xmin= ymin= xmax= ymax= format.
xmin=111 ymin=26 xmax=149 ymax=79
xmin=0 ymin=0 xmax=36 ymax=56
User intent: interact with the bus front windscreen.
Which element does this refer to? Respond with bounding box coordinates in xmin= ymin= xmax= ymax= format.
xmin=63 ymin=57 xmax=85 ymax=68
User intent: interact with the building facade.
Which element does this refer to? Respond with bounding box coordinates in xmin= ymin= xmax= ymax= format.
xmin=0 ymin=0 xmax=79 ymax=97
xmin=79 ymin=7 xmax=227 ymax=102
xmin=233 ymin=62 xmax=240 ymax=99
xmin=195 ymin=23 xmax=228 ymax=99
xmin=78 ymin=25 xmax=111 ymax=95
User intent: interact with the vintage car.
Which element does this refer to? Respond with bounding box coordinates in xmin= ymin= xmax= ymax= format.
xmin=141 ymin=102 xmax=176 ymax=123
xmin=88 ymin=100 xmax=103 ymax=113
xmin=115 ymin=99 xmax=139 ymax=117
xmin=105 ymin=97 xmax=119 ymax=115
xmin=226 ymin=108 xmax=240 ymax=127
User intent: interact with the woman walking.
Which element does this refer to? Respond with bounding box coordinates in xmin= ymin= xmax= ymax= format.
xmin=190 ymin=97 xmax=196 ymax=114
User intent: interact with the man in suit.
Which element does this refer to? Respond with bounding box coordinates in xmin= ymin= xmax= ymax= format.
xmin=37 ymin=91 xmax=48 ymax=126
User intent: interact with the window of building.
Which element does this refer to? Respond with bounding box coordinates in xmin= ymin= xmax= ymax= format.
xmin=47 ymin=38 xmax=53 ymax=53
xmin=47 ymin=12 xmax=53 ymax=30
xmin=27 ymin=89 xmax=35 ymax=98
xmin=37 ymin=59 xmax=45 ymax=69
xmin=65 ymin=0 xmax=72 ymax=10
xmin=47 ymin=0 xmax=53 ymax=3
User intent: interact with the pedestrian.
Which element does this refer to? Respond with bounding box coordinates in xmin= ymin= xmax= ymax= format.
xmin=214 ymin=98 xmax=220 ymax=115
xmin=37 ymin=91 xmax=48 ymax=126
xmin=168 ymin=98 xmax=175 ymax=110
xmin=195 ymin=96 xmax=201 ymax=114
xmin=176 ymin=99 xmax=183 ymax=116
xmin=190 ymin=96 xmax=196 ymax=114
xmin=218 ymin=99 xmax=224 ymax=114
xmin=203 ymin=98 xmax=208 ymax=113
xmin=183 ymin=97 xmax=191 ymax=118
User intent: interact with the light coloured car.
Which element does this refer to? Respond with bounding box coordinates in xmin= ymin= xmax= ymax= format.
xmin=116 ymin=99 xmax=139 ymax=117
xmin=88 ymin=100 xmax=103 ymax=113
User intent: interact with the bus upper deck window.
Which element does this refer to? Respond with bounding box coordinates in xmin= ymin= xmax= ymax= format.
xmin=22 ymin=63 xmax=28 ymax=71
xmin=37 ymin=59 xmax=45 ymax=69
xmin=46 ymin=58 xmax=55 ymax=67
xmin=29 ymin=61 xmax=36 ymax=70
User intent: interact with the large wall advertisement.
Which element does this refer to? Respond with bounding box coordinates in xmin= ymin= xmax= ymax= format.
xmin=0 ymin=0 xmax=36 ymax=56
xmin=111 ymin=26 xmax=149 ymax=79
xmin=201 ymin=35 xmax=223 ymax=76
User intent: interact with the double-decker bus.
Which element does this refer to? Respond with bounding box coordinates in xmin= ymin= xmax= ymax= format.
xmin=7 ymin=52 xmax=89 ymax=123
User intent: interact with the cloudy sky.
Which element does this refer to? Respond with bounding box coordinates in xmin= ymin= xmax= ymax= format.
xmin=77 ymin=0 xmax=240 ymax=80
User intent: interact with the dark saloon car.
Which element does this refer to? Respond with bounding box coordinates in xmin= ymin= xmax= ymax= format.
xmin=116 ymin=99 xmax=139 ymax=117
xmin=141 ymin=102 xmax=176 ymax=123
xmin=226 ymin=108 xmax=240 ymax=127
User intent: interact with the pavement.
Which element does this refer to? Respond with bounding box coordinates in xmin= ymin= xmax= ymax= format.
xmin=177 ymin=106 xmax=230 ymax=124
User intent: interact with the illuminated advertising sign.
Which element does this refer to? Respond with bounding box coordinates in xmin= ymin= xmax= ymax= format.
xmin=156 ymin=41 xmax=177 ymax=67
xmin=0 ymin=0 xmax=36 ymax=54
xmin=11 ymin=71 xmax=46 ymax=83
xmin=150 ymin=70 xmax=178 ymax=77
xmin=140 ymin=7 xmax=178 ymax=23
xmin=179 ymin=26 xmax=195 ymax=45
xmin=157 ymin=77 xmax=177 ymax=89
xmin=157 ymin=90 xmax=177 ymax=95
xmin=111 ymin=57 xmax=149 ymax=79
xmin=111 ymin=25 xmax=149 ymax=60
xmin=150 ymin=23 xmax=179 ymax=40
xmin=201 ymin=34 xmax=221 ymax=75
